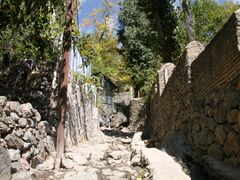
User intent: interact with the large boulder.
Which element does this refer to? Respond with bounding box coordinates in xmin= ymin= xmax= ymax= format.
xmin=0 ymin=147 xmax=11 ymax=180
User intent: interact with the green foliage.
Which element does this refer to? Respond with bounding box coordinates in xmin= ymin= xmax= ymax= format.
xmin=150 ymin=0 xmax=181 ymax=62
xmin=0 ymin=0 xmax=65 ymax=63
xmin=77 ymin=1 xmax=130 ymax=91
xmin=118 ymin=0 xmax=162 ymax=95
xmin=192 ymin=0 xmax=238 ymax=44
xmin=175 ymin=0 xmax=238 ymax=52
xmin=77 ymin=32 xmax=130 ymax=90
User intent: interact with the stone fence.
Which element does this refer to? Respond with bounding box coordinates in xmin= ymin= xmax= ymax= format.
xmin=0 ymin=61 xmax=100 ymax=148
xmin=149 ymin=10 xmax=240 ymax=179
xmin=0 ymin=96 xmax=55 ymax=175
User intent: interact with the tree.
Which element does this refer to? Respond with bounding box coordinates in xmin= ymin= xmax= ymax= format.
xmin=78 ymin=0 xmax=130 ymax=90
xmin=175 ymin=0 xmax=238 ymax=52
xmin=192 ymin=0 xmax=238 ymax=43
xmin=118 ymin=0 xmax=161 ymax=96
xmin=55 ymin=0 xmax=74 ymax=169
xmin=150 ymin=0 xmax=180 ymax=62
xmin=182 ymin=0 xmax=195 ymax=42
xmin=0 ymin=0 xmax=65 ymax=63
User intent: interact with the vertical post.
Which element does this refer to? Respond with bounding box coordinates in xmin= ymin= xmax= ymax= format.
xmin=55 ymin=0 xmax=74 ymax=169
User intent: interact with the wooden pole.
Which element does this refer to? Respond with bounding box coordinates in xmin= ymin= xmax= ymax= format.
xmin=55 ymin=0 xmax=74 ymax=169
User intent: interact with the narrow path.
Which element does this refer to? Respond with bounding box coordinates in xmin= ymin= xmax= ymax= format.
xmin=11 ymin=128 xmax=149 ymax=180
xmin=11 ymin=128 xmax=191 ymax=180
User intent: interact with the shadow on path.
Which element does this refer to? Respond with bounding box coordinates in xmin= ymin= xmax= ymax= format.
xmin=101 ymin=128 xmax=134 ymax=139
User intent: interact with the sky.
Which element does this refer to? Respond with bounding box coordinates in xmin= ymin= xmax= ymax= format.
xmin=77 ymin=0 xmax=240 ymax=33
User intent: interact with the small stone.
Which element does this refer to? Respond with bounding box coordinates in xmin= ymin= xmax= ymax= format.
xmin=226 ymin=109 xmax=239 ymax=123
xmin=5 ymin=134 xmax=24 ymax=149
xmin=10 ymin=112 xmax=19 ymax=122
xmin=36 ymin=156 xmax=54 ymax=171
xmin=0 ymin=96 xmax=7 ymax=106
xmin=0 ymin=138 xmax=7 ymax=148
xmin=8 ymin=149 xmax=21 ymax=161
xmin=18 ymin=118 xmax=28 ymax=127
xmin=223 ymin=131 xmax=240 ymax=156
xmin=0 ymin=106 xmax=3 ymax=116
xmin=215 ymin=125 xmax=226 ymax=145
xmin=65 ymin=153 xmax=88 ymax=165
xmin=3 ymin=117 xmax=14 ymax=125
xmin=22 ymin=151 xmax=31 ymax=160
xmin=63 ymin=167 xmax=98 ymax=180
xmin=208 ymin=143 xmax=225 ymax=160
xmin=0 ymin=147 xmax=11 ymax=179
xmin=3 ymin=106 xmax=10 ymax=116
xmin=109 ymin=150 xmax=129 ymax=160
xmin=5 ymin=101 xmax=20 ymax=114
xmin=194 ymin=130 xmax=208 ymax=146
xmin=33 ymin=112 xmax=41 ymax=122
xmin=31 ymin=156 xmax=44 ymax=168
xmin=23 ymin=142 xmax=31 ymax=150
xmin=121 ymin=127 xmax=132 ymax=133
xmin=205 ymin=106 xmax=214 ymax=117
xmin=214 ymin=107 xmax=226 ymax=123
xmin=121 ymin=138 xmax=131 ymax=144
xmin=232 ymin=124 xmax=239 ymax=133
xmin=19 ymin=103 xmax=33 ymax=118
xmin=23 ymin=130 xmax=34 ymax=143
xmin=61 ymin=158 xmax=75 ymax=169
xmin=238 ymin=114 xmax=240 ymax=130
xmin=19 ymin=158 xmax=31 ymax=171
xmin=11 ymin=161 xmax=21 ymax=173
xmin=117 ymin=145 xmax=126 ymax=150
xmin=12 ymin=128 xmax=25 ymax=138
xmin=37 ymin=121 xmax=50 ymax=133
xmin=0 ymin=122 xmax=9 ymax=134
xmin=27 ymin=118 xmax=35 ymax=128
xmin=107 ymin=158 xmax=121 ymax=165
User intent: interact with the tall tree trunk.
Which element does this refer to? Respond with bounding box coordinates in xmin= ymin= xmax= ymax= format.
xmin=55 ymin=0 xmax=74 ymax=169
xmin=182 ymin=0 xmax=195 ymax=42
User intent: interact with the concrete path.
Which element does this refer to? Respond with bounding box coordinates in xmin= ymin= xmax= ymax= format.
xmin=131 ymin=132 xmax=190 ymax=180
xmin=11 ymin=129 xmax=191 ymax=180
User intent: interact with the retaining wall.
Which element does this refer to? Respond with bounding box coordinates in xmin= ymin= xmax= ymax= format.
xmin=149 ymin=10 xmax=240 ymax=178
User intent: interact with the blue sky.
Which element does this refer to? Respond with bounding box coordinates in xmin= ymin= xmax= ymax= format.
xmin=77 ymin=0 xmax=240 ymax=33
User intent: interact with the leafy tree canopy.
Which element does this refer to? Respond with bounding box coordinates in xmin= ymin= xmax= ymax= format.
xmin=0 ymin=0 xmax=65 ymax=63
xmin=77 ymin=0 xmax=130 ymax=90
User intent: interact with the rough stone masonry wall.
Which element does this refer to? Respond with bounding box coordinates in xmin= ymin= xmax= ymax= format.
xmin=65 ymin=74 xmax=100 ymax=149
xmin=0 ymin=62 xmax=100 ymax=148
xmin=0 ymin=96 xmax=55 ymax=174
xmin=0 ymin=62 xmax=54 ymax=122
xmin=149 ymin=9 xmax=240 ymax=176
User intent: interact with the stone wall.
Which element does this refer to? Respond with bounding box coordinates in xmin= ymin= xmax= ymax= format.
xmin=65 ymin=74 xmax=100 ymax=148
xmin=0 ymin=62 xmax=54 ymax=122
xmin=149 ymin=10 xmax=240 ymax=178
xmin=0 ymin=61 xmax=100 ymax=148
xmin=0 ymin=96 xmax=55 ymax=174
xmin=128 ymin=98 xmax=147 ymax=131
xmin=99 ymin=92 xmax=131 ymax=128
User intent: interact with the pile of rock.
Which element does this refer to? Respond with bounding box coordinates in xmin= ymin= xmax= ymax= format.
xmin=0 ymin=96 xmax=55 ymax=174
